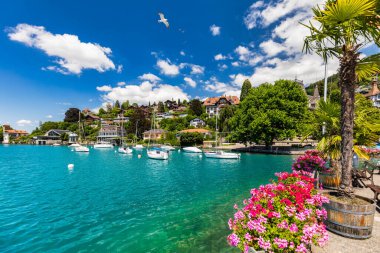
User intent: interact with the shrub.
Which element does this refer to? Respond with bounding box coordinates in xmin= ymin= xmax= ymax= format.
xmin=227 ymin=172 xmax=329 ymax=253
xmin=179 ymin=132 xmax=204 ymax=147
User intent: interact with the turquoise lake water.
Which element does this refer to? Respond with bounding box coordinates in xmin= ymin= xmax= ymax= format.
xmin=0 ymin=145 xmax=293 ymax=252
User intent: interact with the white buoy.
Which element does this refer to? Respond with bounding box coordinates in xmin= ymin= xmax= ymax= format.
xmin=199 ymin=155 xmax=202 ymax=158
xmin=68 ymin=164 xmax=74 ymax=170
xmin=138 ymin=154 xmax=142 ymax=159
xmin=178 ymin=149 xmax=181 ymax=152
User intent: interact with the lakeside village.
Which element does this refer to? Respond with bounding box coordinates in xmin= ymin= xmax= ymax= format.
xmin=2 ymin=76 xmax=380 ymax=153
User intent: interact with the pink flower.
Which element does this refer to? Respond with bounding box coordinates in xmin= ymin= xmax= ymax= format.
xmin=295 ymin=243 xmax=308 ymax=253
xmin=258 ymin=236 xmax=271 ymax=250
xmin=233 ymin=204 xmax=238 ymax=209
xmin=234 ymin=210 xmax=245 ymax=220
xmin=247 ymin=220 xmax=266 ymax=233
xmin=227 ymin=233 xmax=240 ymax=247
xmin=245 ymin=233 xmax=252 ymax=241
xmin=289 ymin=223 xmax=299 ymax=233
xmin=296 ymin=211 xmax=307 ymax=221
xmin=277 ymin=220 xmax=288 ymax=229
xmin=316 ymin=209 xmax=328 ymax=220
xmin=228 ymin=218 xmax=233 ymax=230
xmin=274 ymin=238 xmax=288 ymax=249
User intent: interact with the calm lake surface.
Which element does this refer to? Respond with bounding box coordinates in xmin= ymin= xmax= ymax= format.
xmin=0 ymin=145 xmax=293 ymax=252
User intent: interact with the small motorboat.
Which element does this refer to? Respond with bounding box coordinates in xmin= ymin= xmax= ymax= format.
xmin=160 ymin=144 xmax=175 ymax=151
xmin=52 ymin=143 xmax=61 ymax=146
xmin=118 ymin=146 xmax=132 ymax=154
xmin=133 ymin=144 xmax=144 ymax=150
xmin=204 ymin=151 xmax=240 ymax=159
xmin=75 ymin=145 xmax=90 ymax=152
xmin=182 ymin=147 xmax=202 ymax=153
xmin=94 ymin=142 xmax=113 ymax=148
xmin=69 ymin=143 xmax=81 ymax=147
xmin=147 ymin=148 xmax=169 ymax=160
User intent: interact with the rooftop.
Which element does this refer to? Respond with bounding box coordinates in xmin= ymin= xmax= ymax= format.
xmin=203 ymin=95 xmax=240 ymax=106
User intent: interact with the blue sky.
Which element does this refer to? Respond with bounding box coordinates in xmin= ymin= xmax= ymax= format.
xmin=0 ymin=0 xmax=379 ymax=131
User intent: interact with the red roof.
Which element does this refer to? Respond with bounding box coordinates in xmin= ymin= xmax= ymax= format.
xmin=203 ymin=95 xmax=240 ymax=106
xmin=5 ymin=129 xmax=28 ymax=134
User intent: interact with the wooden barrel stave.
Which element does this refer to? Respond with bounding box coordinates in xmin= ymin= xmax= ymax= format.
xmin=323 ymin=195 xmax=375 ymax=239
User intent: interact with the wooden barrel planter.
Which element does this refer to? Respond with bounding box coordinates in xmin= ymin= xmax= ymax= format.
xmin=323 ymin=192 xmax=375 ymax=239
xmin=319 ymin=171 xmax=340 ymax=190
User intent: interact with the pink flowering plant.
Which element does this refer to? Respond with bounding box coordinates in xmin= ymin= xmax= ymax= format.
xmin=292 ymin=150 xmax=328 ymax=177
xmin=227 ymin=172 xmax=329 ymax=253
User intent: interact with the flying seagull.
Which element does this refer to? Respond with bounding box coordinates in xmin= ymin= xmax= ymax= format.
xmin=158 ymin=12 xmax=169 ymax=28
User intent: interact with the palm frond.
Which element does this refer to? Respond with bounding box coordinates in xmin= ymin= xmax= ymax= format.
xmin=356 ymin=53 xmax=380 ymax=81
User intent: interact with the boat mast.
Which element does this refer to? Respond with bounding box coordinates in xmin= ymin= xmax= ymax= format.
xmin=78 ymin=110 xmax=82 ymax=144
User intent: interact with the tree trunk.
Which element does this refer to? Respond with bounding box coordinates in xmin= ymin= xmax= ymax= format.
xmin=339 ymin=48 xmax=358 ymax=196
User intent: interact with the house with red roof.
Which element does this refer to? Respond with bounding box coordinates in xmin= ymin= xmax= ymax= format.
xmin=203 ymin=95 xmax=240 ymax=116
xmin=2 ymin=125 xmax=29 ymax=144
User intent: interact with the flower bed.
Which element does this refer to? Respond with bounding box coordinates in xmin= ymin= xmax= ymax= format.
xmin=227 ymin=172 xmax=329 ymax=253
xmin=292 ymin=150 xmax=329 ymax=177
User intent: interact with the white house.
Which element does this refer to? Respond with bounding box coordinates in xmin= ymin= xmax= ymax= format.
xmin=203 ymin=95 xmax=240 ymax=116
xmin=190 ymin=118 xmax=205 ymax=128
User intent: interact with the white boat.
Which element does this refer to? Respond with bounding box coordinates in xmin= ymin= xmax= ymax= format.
xmin=161 ymin=144 xmax=175 ymax=151
xmin=204 ymin=151 xmax=240 ymax=159
xmin=52 ymin=143 xmax=61 ymax=146
xmin=94 ymin=142 xmax=113 ymax=148
xmin=182 ymin=147 xmax=202 ymax=153
xmin=147 ymin=113 xmax=169 ymax=160
xmin=133 ymin=144 xmax=144 ymax=150
xmin=75 ymin=145 xmax=89 ymax=152
xmin=69 ymin=143 xmax=81 ymax=147
xmin=147 ymin=149 xmax=169 ymax=160
xmin=118 ymin=146 xmax=132 ymax=154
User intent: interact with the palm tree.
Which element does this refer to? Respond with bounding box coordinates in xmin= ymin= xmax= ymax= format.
xmin=303 ymin=0 xmax=380 ymax=195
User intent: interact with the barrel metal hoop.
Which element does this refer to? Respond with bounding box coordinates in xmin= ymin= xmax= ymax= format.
xmin=325 ymin=219 xmax=373 ymax=229
xmin=324 ymin=204 xmax=375 ymax=215
xmin=325 ymin=224 xmax=372 ymax=239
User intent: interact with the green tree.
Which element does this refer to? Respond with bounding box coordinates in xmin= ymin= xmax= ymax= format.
xmin=240 ymin=79 xmax=252 ymax=102
xmin=106 ymin=103 xmax=113 ymax=113
xmin=230 ymin=80 xmax=308 ymax=147
xmin=121 ymin=101 xmax=130 ymax=110
xmin=303 ymin=0 xmax=380 ymax=195
xmin=98 ymin=108 xmax=106 ymax=116
xmin=0 ymin=125 xmax=3 ymax=143
xmin=64 ymin=108 xmax=80 ymax=123
xmin=189 ymin=99 xmax=203 ymax=116
xmin=218 ymin=105 xmax=235 ymax=132
xmin=114 ymin=100 xmax=121 ymax=109
xmin=179 ymin=132 xmax=204 ymax=147
xmin=157 ymin=101 xmax=165 ymax=113
xmin=127 ymin=108 xmax=151 ymax=139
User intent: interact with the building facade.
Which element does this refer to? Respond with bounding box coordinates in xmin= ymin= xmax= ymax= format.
xmin=33 ymin=129 xmax=71 ymax=145
xmin=203 ymin=95 xmax=240 ymax=116
xmin=2 ymin=125 xmax=28 ymax=144
xmin=190 ymin=118 xmax=205 ymax=128
xmin=364 ymin=77 xmax=380 ymax=107
xmin=143 ymin=129 xmax=167 ymax=140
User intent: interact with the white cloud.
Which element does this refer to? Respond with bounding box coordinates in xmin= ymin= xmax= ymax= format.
xmin=8 ymin=23 xmax=116 ymax=74
xmin=117 ymin=81 xmax=126 ymax=86
xmin=184 ymin=77 xmax=197 ymax=88
xmin=259 ymin=40 xmax=286 ymax=57
xmin=180 ymin=51 xmax=186 ymax=56
xmin=100 ymin=81 xmax=189 ymax=105
xmin=96 ymin=85 xmax=113 ymax=92
xmin=179 ymin=63 xmax=205 ymax=75
xmin=230 ymin=74 xmax=251 ymax=87
xmin=138 ymin=73 xmax=161 ymax=83
xmin=218 ymin=64 xmax=228 ymax=71
xmin=117 ymin=65 xmax=123 ymax=73
xmin=231 ymin=61 xmax=240 ymax=67
xmin=16 ymin=119 xmax=32 ymax=127
xmin=204 ymin=77 xmax=240 ymax=96
xmin=249 ymin=54 xmax=339 ymax=85
xmin=46 ymin=115 xmax=53 ymax=119
xmin=234 ymin=46 xmax=263 ymax=66
xmin=156 ymin=59 xmax=180 ymax=76
xmin=210 ymin=25 xmax=221 ymax=36
xmin=214 ymin=53 xmax=227 ymax=61
xmin=244 ymin=0 xmax=323 ymax=29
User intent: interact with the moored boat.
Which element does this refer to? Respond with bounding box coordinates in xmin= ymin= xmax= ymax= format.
xmin=75 ymin=145 xmax=89 ymax=152
xmin=204 ymin=151 xmax=240 ymax=159
xmin=182 ymin=147 xmax=202 ymax=153
xmin=147 ymin=148 xmax=169 ymax=160
xmin=118 ymin=146 xmax=132 ymax=154
xmin=133 ymin=144 xmax=144 ymax=150
xmin=161 ymin=144 xmax=175 ymax=151
xmin=69 ymin=143 xmax=81 ymax=147
xmin=94 ymin=142 xmax=113 ymax=148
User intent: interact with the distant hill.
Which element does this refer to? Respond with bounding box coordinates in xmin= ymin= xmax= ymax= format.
xmin=305 ymin=73 xmax=339 ymax=96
